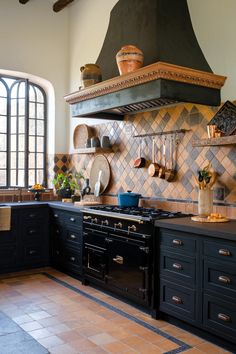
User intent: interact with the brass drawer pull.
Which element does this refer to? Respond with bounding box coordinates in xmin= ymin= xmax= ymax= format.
xmin=218 ymin=313 xmax=231 ymax=322
xmin=218 ymin=275 xmax=231 ymax=284
xmin=70 ymin=217 xmax=75 ymax=222
xmin=29 ymin=213 xmax=36 ymax=218
xmin=29 ymin=250 xmax=36 ymax=255
xmin=29 ymin=229 xmax=36 ymax=234
xmin=70 ymin=256 xmax=76 ymax=262
xmin=70 ymin=234 xmax=76 ymax=239
xmin=172 ymin=263 xmax=182 ymax=270
xmin=54 ymin=214 xmax=58 ymax=218
xmin=218 ymin=249 xmax=231 ymax=256
xmin=172 ymin=239 xmax=183 ymax=246
xmin=172 ymin=295 xmax=182 ymax=304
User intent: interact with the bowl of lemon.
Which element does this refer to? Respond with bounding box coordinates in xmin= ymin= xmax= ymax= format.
xmin=28 ymin=184 xmax=45 ymax=201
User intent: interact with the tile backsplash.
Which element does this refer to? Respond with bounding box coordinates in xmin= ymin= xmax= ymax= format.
xmin=69 ymin=101 xmax=236 ymax=213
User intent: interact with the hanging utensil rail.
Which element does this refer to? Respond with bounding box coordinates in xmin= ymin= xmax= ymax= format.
xmin=133 ymin=129 xmax=187 ymax=138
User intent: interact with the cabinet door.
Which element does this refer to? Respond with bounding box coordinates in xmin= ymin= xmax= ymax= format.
xmin=0 ymin=245 xmax=17 ymax=272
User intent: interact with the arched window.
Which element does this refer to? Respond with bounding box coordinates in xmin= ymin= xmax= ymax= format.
xmin=0 ymin=75 xmax=47 ymax=188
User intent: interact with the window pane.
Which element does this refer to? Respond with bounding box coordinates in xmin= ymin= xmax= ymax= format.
xmin=0 ymin=97 xmax=7 ymax=115
xmin=29 ymin=169 xmax=35 ymax=186
xmin=18 ymin=82 xmax=26 ymax=98
xmin=37 ymin=137 xmax=44 ymax=152
xmin=37 ymin=104 xmax=44 ymax=119
xmin=11 ymin=152 xmax=16 ymax=168
xmin=29 ymin=153 xmax=35 ymax=168
xmin=36 ymin=88 xmax=44 ymax=103
xmin=19 ymin=116 xmax=25 ymax=134
xmin=0 ymin=152 xmax=6 ymax=168
xmin=10 ymin=170 xmax=16 ymax=186
xmin=37 ymin=169 xmax=44 ymax=184
xmin=18 ymin=169 xmax=24 ymax=186
xmin=29 ymin=103 xmax=35 ymax=118
xmin=0 ymin=81 xmax=7 ymax=98
xmin=19 ymin=134 xmax=25 ymax=151
xmin=36 ymin=153 xmax=44 ymax=168
xmin=29 ymin=119 xmax=35 ymax=134
xmin=0 ymin=117 xmax=7 ymax=133
xmin=18 ymin=99 xmax=25 ymax=115
xmin=0 ymin=134 xmax=6 ymax=151
xmin=10 ymin=116 xmax=17 ymax=134
xmin=29 ymin=86 xmax=36 ymax=101
xmin=11 ymin=135 xmax=16 ymax=151
xmin=0 ymin=170 xmax=6 ymax=186
xmin=29 ymin=136 xmax=35 ymax=152
xmin=37 ymin=120 xmax=44 ymax=136
xmin=19 ymin=152 xmax=25 ymax=169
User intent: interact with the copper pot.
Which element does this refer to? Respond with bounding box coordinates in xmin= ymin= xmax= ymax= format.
xmin=148 ymin=139 xmax=160 ymax=177
xmin=158 ymin=138 xmax=166 ymax=179
xmin=133 ymin=139 xmax=145 ymax=168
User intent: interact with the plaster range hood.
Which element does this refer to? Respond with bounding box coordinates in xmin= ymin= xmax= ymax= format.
xmin=65 ymin=0 xmax=226 ymax=120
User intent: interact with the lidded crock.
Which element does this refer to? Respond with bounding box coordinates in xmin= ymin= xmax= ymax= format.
xmin=80 ymin=63 xmax=102 ymax=88
xmin=116 ymin=45 xmax=144 ymax=75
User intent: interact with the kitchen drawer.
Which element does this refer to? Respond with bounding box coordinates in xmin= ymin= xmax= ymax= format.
xmin=160 ymin=251 xmax=196 ymax=286
xmin=51 ymin=209 xmax=67 ymax=225
xmin=63 ymin=246 xmax=82 ymax=275
xmin=203 ymin=294 xmax=236 ymax=343
xmin=20 ymin=208 xmax=47 ymax=221
xmin=23 ymin=243 xmax=48 ymax=265
xmin=62 ymin=211 xmax=82 ymax=228
xmin=159 ymin=229 xmax=196 ymax=254
xmin=204 ymin=260 xmax=236 ymax=299
xmin=64 ymin=227 xmax=82 ymax=248
xmin=160 ymin=279 xmax=196 ymax=322
xmin=204 ymin=240 xmax=236 ymax=263
xmin=22 ymin=223 xmax=45 ymax=241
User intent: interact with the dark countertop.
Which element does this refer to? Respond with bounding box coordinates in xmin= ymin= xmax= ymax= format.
xmin=0 ymin=201 xmax=84 ymax=213
xmin=155 ymin=217 xmax=236 ymax=241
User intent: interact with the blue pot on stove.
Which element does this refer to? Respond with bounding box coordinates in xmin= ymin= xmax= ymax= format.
xmin=118 ymin=191 xmax=141 ymax=207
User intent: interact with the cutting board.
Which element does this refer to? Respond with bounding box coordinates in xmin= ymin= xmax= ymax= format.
xmin=74 ymin=201 xmax=101 ymax=206
xmin=90 ymin=155 xmax=111 ymax=194
xmin=191 ymin=216 xmax=229 ymax=223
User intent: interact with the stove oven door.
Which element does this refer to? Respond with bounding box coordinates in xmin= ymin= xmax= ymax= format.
xmin=106 ymin=234 xmax=150 ymax=305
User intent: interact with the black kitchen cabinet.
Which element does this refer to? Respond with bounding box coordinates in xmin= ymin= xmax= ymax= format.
xmin=50 ymin=207 xmax=83 ymax=277
xmin=158 ymin=227 xmax=236 ymax=345
xmin=19 ymin=206 xmax=49 ymax=269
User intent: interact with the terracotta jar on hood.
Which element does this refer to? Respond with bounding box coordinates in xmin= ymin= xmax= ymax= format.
xmin=116 ymin=45 xmax=144 ymax=75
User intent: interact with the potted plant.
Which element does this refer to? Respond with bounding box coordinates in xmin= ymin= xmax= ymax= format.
xmin=52 ymin=170 xmax=84 ymax=198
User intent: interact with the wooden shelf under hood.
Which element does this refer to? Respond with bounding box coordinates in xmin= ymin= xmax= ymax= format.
xmin=65 ymin=62 xmax=226 ymax=120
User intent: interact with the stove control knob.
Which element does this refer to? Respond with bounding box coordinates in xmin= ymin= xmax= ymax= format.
xmin=128 ymin=225 xmax=137 ymax=233
xmin=83 ymin=215 xmax=92 ymax=221
xmin=101 ymin=219 xmax=109 ymax=226
xmin=114 ymin=222 xmax=122 ymax=229
xmin=91 ymin=218 xmax=98 ymax=224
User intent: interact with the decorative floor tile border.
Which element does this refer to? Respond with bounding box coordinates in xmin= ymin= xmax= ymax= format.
xmin=43 ymin=272 xmax=191 ymax=354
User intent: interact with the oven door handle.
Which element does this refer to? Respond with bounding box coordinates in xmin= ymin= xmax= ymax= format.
xmin=112 ymin=255 xmax=124 ymax=265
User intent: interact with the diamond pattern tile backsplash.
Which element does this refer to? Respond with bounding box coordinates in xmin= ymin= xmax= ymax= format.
xmin=69 ymin=101 xmax=236 ymax=207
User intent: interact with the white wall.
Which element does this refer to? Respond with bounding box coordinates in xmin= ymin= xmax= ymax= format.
xmin=0 ymin=0 xmax=69 ymax=153
xmin=187 ymin=0 xmax=236 ymax=102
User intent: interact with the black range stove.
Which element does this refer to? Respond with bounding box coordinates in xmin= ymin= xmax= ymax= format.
xmin=82 ymin=205 xmax=189 ymax=309
xmin=83 ymin=205 xmax=186 ymax=223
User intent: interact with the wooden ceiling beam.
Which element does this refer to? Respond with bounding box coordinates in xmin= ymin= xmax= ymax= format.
xmin=53 ymin=0 xmax=74 ymax=12
xmin=19 ymin=0 xmax=30 ymax=4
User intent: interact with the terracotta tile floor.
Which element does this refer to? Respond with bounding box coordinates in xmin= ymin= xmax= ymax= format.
xmin=0 ymin=268 xmax=233 ymax=354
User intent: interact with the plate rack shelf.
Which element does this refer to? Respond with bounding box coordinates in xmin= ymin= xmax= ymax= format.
xmin=75 ymin=147 xmax=113 ymax=154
